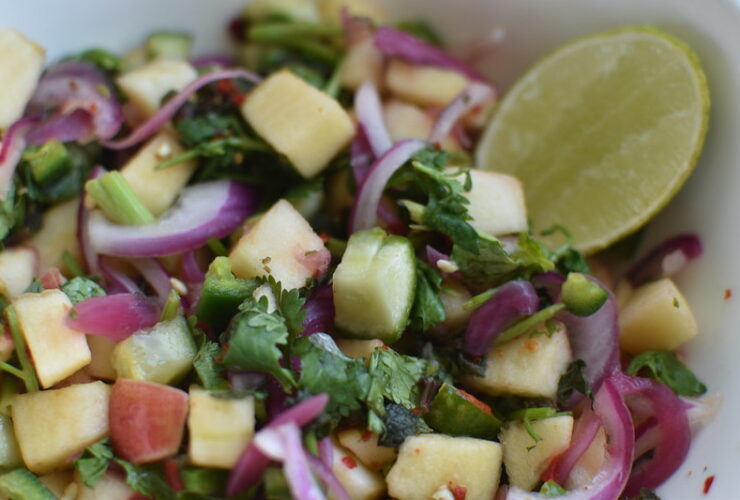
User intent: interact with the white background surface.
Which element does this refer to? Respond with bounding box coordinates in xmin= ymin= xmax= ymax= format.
xmin=5 ymin=1 xmax=740 ymax=498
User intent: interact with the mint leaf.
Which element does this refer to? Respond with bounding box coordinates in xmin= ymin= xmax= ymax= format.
xmin=540 ymin=480 xmax=567 ymax=496
xmin=410 ymin=259 xmax=446 ymax=331
xmin=557 ymin=360 xmax=593 ymax=407
xmin=74 ymin=439 xmax=114 ymax=488
xmin=627 ymin=351 xmax=707 ymax=397
xmin=61 ymin=277 xmax=106 ymax=305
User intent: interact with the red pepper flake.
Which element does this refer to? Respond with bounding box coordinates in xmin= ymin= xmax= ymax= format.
xmin=361 ymin=429 xmax=373 ymax=442
xmin=452 ymin=486 xmax=467 ymax=500
xmin=341 ymin=456 xmax=357 ymax=469
xmin=703 ymin=475 xmax=715 ymax=494
xmin=725 ymin=288 xmax=732 ymax=300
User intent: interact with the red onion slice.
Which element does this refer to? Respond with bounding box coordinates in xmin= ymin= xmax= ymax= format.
xmin=0 ymin=117 xmax=38 ymax=199
xmin=130 ymin=258 xmax=172 ymax=303
xmin=349 ymin=138 xmax=426 ymax=233
xmin=102 ymin=68 xmax=261 ymax=150
xmin=551 ymin=405 xmax=602 ymax=485
xmin=66 ymin=293 xmax=160 ymax=342
xmin=626 ymin=234 xmax=702 ymax=286
xmin=428 ymin=81 xmax=495 ymax=146
xmin=301 ymin=285 xmax=335 ymax=337
xmin=25 ymin=109 xmax=94 ymax=146
xmin=89 ymin=180 xmax=258 ymax=258
xmin=227 ymin=394 xmax=329 ymax=495
xmin=306 ymin=454 xmax=351 ymax=500
xmin=350 ymin=126 xmax=375 ymax=184
xmin=374 ymin=26 xmax=487 ymax=81
xmin=506 ymin=375 xmax=634 ymax=500
xmin=77 ymin=166 xmax=106 ymax=276
xmin=463 ymin=280 xmax=540 ymax=356
xmin=99 ymin=256 xmax=142 ymax=295
xmin=354 ymin=81 xmax=392 ymax=157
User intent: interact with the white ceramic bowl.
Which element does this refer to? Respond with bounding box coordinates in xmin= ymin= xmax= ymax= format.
xmin=5 ymin=1 xmax=740 ymax=498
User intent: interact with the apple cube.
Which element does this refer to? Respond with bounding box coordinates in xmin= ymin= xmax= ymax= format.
xmin=500 ymin=415 xmax=574 ymax=490
xmin=383 ymin=100 xmax=461 ymax=152
xmin=438 ymin=279 xmax=473 ymax=334
xmin=27 ymin=198 xmax=80 ymax=274
xmin=330 ymin=437 xmax=386 ymax=500
xmin=116 ymin=59 xmax=197 ymax=116
xmin=336 ymin=429 xmax=396 ymax=471
xmin=465 ymin=323 xmax=572 ymax=399
xmin=84 ymin=335 xmax=117 ymax=381
xmin=318 ymin=0 xmax=387 ymax=24
xmin=12 ymin=381 xmax=110 ymax=474
xmin=385 ymin=59 xmax=470 ymax=108
xmin=230 ymin=199 xmax=330 ymax=290
xmin=75 ymin=471 xmax=134 ymax=500
xmin=565 ymin=427 xmax=607 ymax=490
xmin=452 ymin=168 xmax=528 ymax=236
xmin=0 ymin=29 xmax=45 ymax=129
xmin=386 ymin=434 xmax=502 ymax=500
xmin=241 ymin=70 xmax=355 ymax=178
xmin=188 ymin=387 xmax=255 ymax=469
xmin=13 ymin=289 xmax=91 ymax=388
xmin=109 ymin=378 xmax=188 ymax=464
xmin=341 ymin=37 xmax=384 ymax=91
xmin=619 ymin=278 xmax=698 ymax=354
xmin=120 ymin=131 xmax=196 ymax=216
xmin=335 ymin=338 xmax=384 ymax=360
xmin=0 ymin=247 xmax=37 ymax=298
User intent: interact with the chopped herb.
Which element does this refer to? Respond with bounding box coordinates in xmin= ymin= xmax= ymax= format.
xmin=557 ymin=360 xmax=593 ymax=408
xmin=378 ymin=402 xmax=431 ymax=447
xmin=410 ymin=258 xmax=447 ymax=330
xmin=61 ymin=277 xmax=106 ymax=305
xmin=540 ymin=480 xmax=567 ymax=496
xmin=627 ymin=351 xmax=707 ymax=397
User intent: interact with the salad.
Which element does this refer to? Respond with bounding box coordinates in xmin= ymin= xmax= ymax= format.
xmin=0 ymin=1 xmax=716 ymax=499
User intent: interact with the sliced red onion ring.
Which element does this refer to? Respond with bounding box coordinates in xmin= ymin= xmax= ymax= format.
xmin=612 ymin=373 xmax=691 ymax=496
xmin=102 ymin=68 xmax=261 ymax=150
xmin=318 ymin=437 xmax=333 ymax=468
xmin=350 ymin=126 xmax=375 ymax=184
xmin=99 ymin=256 xmax=142 ymax=295
xmin=130 ymin=258 xmax=172 ymax=303
xmin=26 ymin=61 xmax=123 ymax=142
xmin=506 ymin=375 xmax=634 ymax=500
xmin=307 ymin=454 xmax=351 ymax=500
xmin=531 ymin=272 xmax=566 ymax=302
xmin=626 ymin=234 xmax=702 ymax=286
xmin=428 ymin=81 xmax=494 ymax=146
xmin=77 ymin=166 xmax=106 ymax=276
xmin=66 ymin=293 xmax=160 ymax=342
xmin=25 ymin=109 xmax=94 ymax=146
xmin=301 ymin=285 xmax=335 ymax=336
xmin=349 ymin=138 xmax=426 ymax=233
xmin=551 ymin=405 xmax=602 ymax=485
xmin=463 ymin=280 xmax=539 ymax=356
xmin=89 ymin=180 xmax=258 ymax=258
xmin=0 ymin=117 xmax=38 ymax=199
xmin=683 ymin=394 xmax=721 ymax=435
xmin=227 ymin=394 xmax=329 ymax=496
xmin=182 ymin=250 xmax=205 ymax=314
xmin=354 ymin=81 xmax=392 ymax=157
xmin=374 ymin=26 xmax=487 ymax=81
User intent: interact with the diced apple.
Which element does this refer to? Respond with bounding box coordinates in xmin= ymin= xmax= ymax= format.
xmin=109 ymin=379 xmax=188 ymax=464
xmin=245 ymin=0 xmax=320 ymax=22
xmin=335 ymin=338 xmax=384 ymax=360
xmin=75 ymin=470 xmax=134 ymax=500
xmin=341 ymin=37 xmax=384 ymax=91
xmin=120 ymin=131 xmax=196 ymax=216
xmin=84 ymin=335 xmax=117 ymax=381
xmin=0 ymin=247 xmax=37 ymax=298
xmin=330 ymin=437 xmax=386 ymax=500
xmin=318 ymin=0 xmax=387 ymax=25
xmin=39 ymin=470 xmax=73 ymax=499
xmin=0 ymin=29 xmax=45 ymax=130
xmin=117 ymin=59 xmax=197 ymax=117
xmin=465 ymin=323 xmax=572 ymax=399
xmin=386 ymin=434 xmax=502 ymax=500
xmin=13 ymin=289 xmax=92 ymax=388
xmin=565 ymin=427 xmax=606 ymax=490
xmin=230 ymin=199 xmax=330 ymax=290
xmin=500 ymin=415 xmax=574 ymax=491
xmin=619 ymin=278 xmax=698 ymax=354
xmin=27 ymin=198 xmax=80 ymax=274
xmin=336 ymin=429 xmax=396 ymax=471
xmin=383 ymin=100 xmax=460 ymax=152
xmin=438 ymin=279 xmax=473 ymax=334
xmin=12 ymin=381 xmax=110 ymax=474
xmin=188 ymin=387 xmax=255 ymax=469
xmin=241 ymin=70 xmax=355 ymax=178
xmin=386 ymin=59 xmax=470 ymax=108
xmin=450 ymin=168 xmax=528 ymax=236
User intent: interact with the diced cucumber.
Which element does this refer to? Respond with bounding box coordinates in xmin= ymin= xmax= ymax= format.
xmin=0 ymin=416 xmax=21 ymax=468
xmin=0 ymin=469 xmax=55 ymax=500
xmin=561 ymin=272 xmax=608 ymax=316
xmin=146 ymin=31 xmax=193 ymax=60
xmin=333 ymin=228 xmax=416 ymax=343
xmin=196 ymin=257 xmax=259 ymax=331
xmin=111 ymin=317 xmax=197 ymax=384
xmin=424 ymin=383 xmax=501 ymax=440
xmin=22 ymin=140 xmax=71 ymax=185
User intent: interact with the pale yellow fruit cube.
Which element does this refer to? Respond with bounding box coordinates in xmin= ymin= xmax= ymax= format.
xmin=384 ymin=100 xmax=460 ymax=152
xmin=330 ymin=437 xmax=385 ymax=500
xmin=188 ymin=387 xmax=255 ymax=469
xmin=336 ymin=429 xmax=396 ymax=471
xmin=318 ymin=0 xmax=387 ymax=24
xmin=75 ymin=471 xmax=134 ymax=500
xmin=27 ymin=198 xmax=80 ymax=274
xmin=500 ymin=415 xmax=574 ymax=490
xmin=466 ymin=323 xmax=572 ymax=399
xmin=566 ymin=427 xmax=607 ymax=490
xmin=230 ymin=199 xmax=328 ymax=290
xmin=619 ymin=278 xmax=698 ymax=354
xmin=386 ymin=59 xmax=470 ymax=108
xmin=0 ymin=29 xmax=45 ymax=129
xmin=12 ymin=382 xmax=110 ymax=474
xmin=241 ymin=70 xmax=355 ymax=178
xmin=13 ymin=290 xmax=92 ymax=388
xmin=85 ymin=335 xmax=117 ymax=381
xmin=335 ymin=339 xmax=384 ymax=360
xmin=117 ymin=59 xmax=197 ymax=116
xmin=341 ymin=37 xmax=384 ymax=91
xmin=386 ymin=434 xmax=502 ymax=500
xmin=120 ymin=131 xmax=196 ymax=216
xmin=0 ymin=247 xmax=37 ymax=298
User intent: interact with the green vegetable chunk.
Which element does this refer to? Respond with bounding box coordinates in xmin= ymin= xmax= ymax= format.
xmin=196 ymin=257 xmax=259 ymax=332
xmin=627 ymin=350 xmax=707 ymax=397
xmin=0 ymin=469 xmax=55 ymax=500
xmin=23 ymin=140 xmax=71 ymax=185
xmin=85 ymin=171 xmax=155 ymax=226
xmin=146 ymin=31 xmax=193 ymax=60
xmin=424 ymin=383 xmax=502 ymax=440
xmin=561 ymin=272 xmax=608 ymax=316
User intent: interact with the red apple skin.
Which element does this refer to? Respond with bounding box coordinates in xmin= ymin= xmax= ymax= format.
xmin=109 ymin=378 xmax=188 ymax=464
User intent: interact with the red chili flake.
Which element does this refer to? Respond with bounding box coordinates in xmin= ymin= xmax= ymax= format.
xmin=455 ymin=388 xmax=493 ymax=415
xmin=452 ymin=486 xmax=467 ymax=500
xmin=361 ymin=429 xmax=373 ymax=442
xmin=216 ymin=79 xmax=237 ymax=95
xmin=163 ymin=459 xmax=184 ymax=491
xmin=341 ymin=456 xmax=357 ymax=469
xmin=703 ymin=475 xmax=715 ymax=494
xmin=725 ymin=289 xmax=732 ymax=300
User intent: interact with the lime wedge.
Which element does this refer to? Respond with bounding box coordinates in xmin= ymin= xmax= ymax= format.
xmin=476 ymin=27 xmax=710 ymax=253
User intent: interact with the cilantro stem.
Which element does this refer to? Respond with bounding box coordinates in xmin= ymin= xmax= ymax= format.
xmin=0 ymin=362 xmax=26 ymax=381
xmin=463 ymin=286 xmax=500 ymax=311
xmin=5 ymin=306 xmax=39 ymax=392
xmin=62 ymin=250 xmax=85 ymax=278
xmin=262 ymin=37 xmax=340 ymax=64
xmin=494 ymin=304 xmax=566 ymax=346
xmin=323 ymin=58 xmax=345 ymax=98
xmin=207 ymin=238 xmax=229 ymax=257
xmin=160 ymin=289 xmax=181 ymax=322
xmin=398 ymin=199 xmax=425 ymax=224
xmin=86 ymin=172 xmax=155 ymax=226
xmin=249 ymin=22 xmax=342 ymax=42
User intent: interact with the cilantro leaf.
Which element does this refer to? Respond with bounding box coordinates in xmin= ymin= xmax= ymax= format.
xmin=557 ymin=360 xmax=593 ymax=408
xmin=221 ymin=297 xmax=296 ymax=390
xmin=115 ymin=459 xmax=175 ymax=500
xmin=61 ymin=277 xmax=106 ymax=305
xmin=542 ymin=225 xmax=591 ymax=274
xmin=265 ymin=276 xmax=307 ymax=336
xmin=410 ymin=259 xmax=446 ymax=331
xmin=176 ymin=112 xmax=235 ymax=147
xmin=74 ymin=439 xmax=114 ymax=488
xmin=192 ymin=333 xmax=228 ymax=391
xmin=540 ymin=480 xmax=567 ymax=496
xmin=627 ymin=351 xmax=707 ymax=397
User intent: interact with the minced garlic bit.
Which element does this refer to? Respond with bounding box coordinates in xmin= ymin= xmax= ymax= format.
xmin=437 ymin=259 xmax=459 ymax=274
xmin=155 ymin=140 xmax=173 ymax=160
xmin=169 ymin=277 xmax=188 ymax=296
